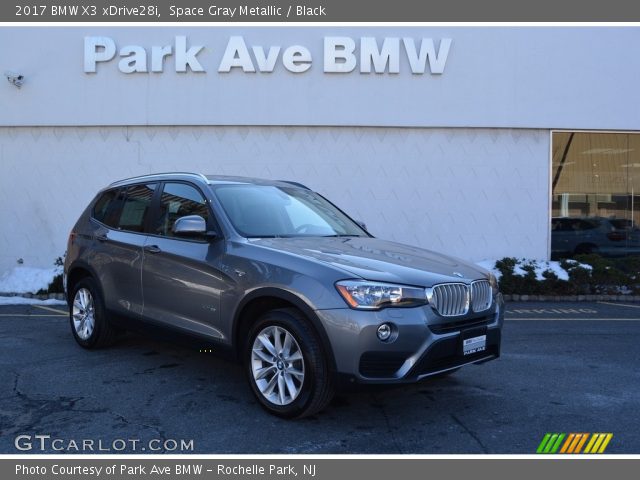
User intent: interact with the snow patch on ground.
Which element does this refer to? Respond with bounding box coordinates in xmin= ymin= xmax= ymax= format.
xmin=0 ymin=266 xmax=61 ymax=294
xmin=563 ymin=259 xmax=593 ymax=270
xmin=530 ymin=261 xmax=569 ymax=281
xmin=0 ymin=296 xmax=66 ymax=306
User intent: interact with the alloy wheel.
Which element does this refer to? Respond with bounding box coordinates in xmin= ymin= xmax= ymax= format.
xmin=251 ymin=325 xmax=305 ymax=406
xmin=72 ymin=288 xmax=95 ymax=340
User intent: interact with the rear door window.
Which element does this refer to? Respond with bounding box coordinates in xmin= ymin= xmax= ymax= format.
xmin=115 ymin=184 xmax=157 ymax=233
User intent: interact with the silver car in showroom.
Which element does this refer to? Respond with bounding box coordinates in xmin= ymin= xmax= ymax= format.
xmin=64 ymin=173 xmax=503 ymax=418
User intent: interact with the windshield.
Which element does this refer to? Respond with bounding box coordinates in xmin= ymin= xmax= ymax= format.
xmin=212 ymin=184 xmax=368 ymax=238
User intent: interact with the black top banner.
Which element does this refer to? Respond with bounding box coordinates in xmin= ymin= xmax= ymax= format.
xmin=3 ymin=0 xmax=640 ymax=22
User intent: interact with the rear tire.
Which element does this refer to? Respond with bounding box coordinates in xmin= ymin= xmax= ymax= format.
xmin=245 ymin=308 xmax=334 ymax=418
xmin=69 ymin=277 xmax=118 ymax=349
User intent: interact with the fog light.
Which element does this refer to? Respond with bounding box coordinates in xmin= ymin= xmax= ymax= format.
xmin=377 ymin=323 xmax=392 ymax=341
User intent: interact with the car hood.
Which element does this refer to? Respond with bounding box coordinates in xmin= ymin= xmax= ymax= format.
xmin=248 ymin=236 xmax=488 ymax=286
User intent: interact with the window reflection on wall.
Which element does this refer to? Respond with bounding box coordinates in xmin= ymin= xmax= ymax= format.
xmin=551 ymin=132 xmax=640 ymax=259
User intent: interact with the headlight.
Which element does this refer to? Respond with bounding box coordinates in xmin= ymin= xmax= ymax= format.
xmin=335 ymin=280 xmax=427 ymax=310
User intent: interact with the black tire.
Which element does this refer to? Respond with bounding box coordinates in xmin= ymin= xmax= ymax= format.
xmin=244 ymin=308 xmax=334 ymax=418
xmin=69 ymin=277 xmax=118 ymax=349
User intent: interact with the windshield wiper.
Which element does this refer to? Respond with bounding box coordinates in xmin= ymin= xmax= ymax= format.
xmin=246 ymin=235 xmax=296 ymax=238
xmin=322 ymin=234 xmax=361 ymax=238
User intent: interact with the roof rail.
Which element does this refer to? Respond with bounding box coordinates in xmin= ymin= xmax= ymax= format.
xmin=109 ymin=172 xmax=209 ymax=187
xmin=278 ymin=180 xmax=311 ymax=190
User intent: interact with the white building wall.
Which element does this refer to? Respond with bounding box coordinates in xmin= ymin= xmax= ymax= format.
xmin=3 ymin=26 xmax=638 ymax=274
xmin=2 ymin=27 xmax=639 ymax=130
xmin=0 ymin=126 xmax=549 ymax=272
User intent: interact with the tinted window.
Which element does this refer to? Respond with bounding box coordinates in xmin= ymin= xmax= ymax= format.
xmin=93 ymin=190 xmax=117 ymax=226
xmin=610 ymin=219 xmax=633 ymax=231
xmin=552 ymin=219 xmax=568 ymax=231
xmin=213 ymin=184 xmax=367 ymax=238
xmin=116 ymin=184 xmax=156 ymax=233
xmin=153 ymin=183 xmax=209 ymax=238
xmin=575 ymin=219 xmax=599 ymax=231
xmin=551 ymin=131 xmax=640 ymax=260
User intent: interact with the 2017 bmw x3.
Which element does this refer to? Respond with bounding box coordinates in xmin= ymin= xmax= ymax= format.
xmin=64 ymin=173 xmax=503 ymax=418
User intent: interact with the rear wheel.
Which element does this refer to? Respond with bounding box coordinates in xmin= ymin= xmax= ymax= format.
xmin=245 ymin=308 xmax=334 ymax=418
xmin=69 ymin=277 xmax=118 ymax=348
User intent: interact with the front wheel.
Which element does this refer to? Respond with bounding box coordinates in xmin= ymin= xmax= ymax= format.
xmin=245 ymin=308 xmax=334 ymax=418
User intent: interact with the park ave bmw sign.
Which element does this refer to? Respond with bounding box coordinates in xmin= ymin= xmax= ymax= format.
xmin=83 ymin=36 xmax=452 ymax=75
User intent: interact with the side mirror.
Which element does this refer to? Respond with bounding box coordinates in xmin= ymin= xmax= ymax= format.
xmin=172 ymin=215 xmax=216 ymax=238
xmin=355 ymin=220 xmax=368 ymax=231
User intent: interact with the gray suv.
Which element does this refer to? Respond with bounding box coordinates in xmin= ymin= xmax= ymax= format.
xmin=64 ymin=173 xmax=503 ymax=418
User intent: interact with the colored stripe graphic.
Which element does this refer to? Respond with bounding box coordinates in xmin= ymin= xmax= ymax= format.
xmin=584 ymin=433 xmax=614 ymax=454
xmin=597 ymin=434 xmax=613 ymax=453
xmin=567 ymin=433 xmax=581 ymax=453
xmin=584 ymin=434 xmax=599 ymax=453
xmin=549 ymin=433 xmax=566 ymax=453
xmin=538 ymin=433 xmax=612 ymax=454
xmin=574 ymin=433 xmax=590 ymax=453
xmin=592 ymin=433 xmax=607 ymax=452
xmin=537 ymin=434 xmax=552 ymax=453
xmin=569 ymin=433 xmax=588 ymax=453
xmin=537 ymin=433 xmax=565 ymax=453
xmin=559 ymin=433 xmax=575 ymax=453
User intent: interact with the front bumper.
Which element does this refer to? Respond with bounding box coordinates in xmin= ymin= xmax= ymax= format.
xmin=316 ymin=293 xmax=504 ymax=384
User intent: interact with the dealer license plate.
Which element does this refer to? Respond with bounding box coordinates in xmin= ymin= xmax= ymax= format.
xmin=462 ymin=334 xmax=486 ymax=356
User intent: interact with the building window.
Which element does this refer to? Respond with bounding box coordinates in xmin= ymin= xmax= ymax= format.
xmin=551 ymin=132 xmax=640 ymax=259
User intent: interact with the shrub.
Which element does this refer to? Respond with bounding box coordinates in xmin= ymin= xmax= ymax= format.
xmin=492 ymin=255 xmax=639 ymax=295
xmin=37 ymin=255 xmax=65 ymax=295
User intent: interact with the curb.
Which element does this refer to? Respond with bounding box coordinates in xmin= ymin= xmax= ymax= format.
xmin=502 ymin=294 xmax=640 ymax=303
xmin=0 ymin=292 xmax=66 ymax=301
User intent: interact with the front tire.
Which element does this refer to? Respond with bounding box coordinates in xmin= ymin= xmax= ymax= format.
xmin=69 ymin=277 xmax=117 ymax=349
xmin=245 ymin=308 xmax=334 ymax=418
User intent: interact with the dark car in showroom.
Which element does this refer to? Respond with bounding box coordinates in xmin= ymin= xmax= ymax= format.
xmin=64 ymin=173 xmax=503 ymax=418
xmin=551 ymin=216 xmax=640 ymax=258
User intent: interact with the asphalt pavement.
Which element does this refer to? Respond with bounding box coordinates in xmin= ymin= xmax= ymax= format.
xmin=0 ymin=301 xmax=638 ymax=454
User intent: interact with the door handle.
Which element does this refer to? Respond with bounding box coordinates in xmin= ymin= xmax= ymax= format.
xmin=96 ymin=234 xmax=108 ymax=242
xmin=144 ymin=245 xmax=162 ymax=254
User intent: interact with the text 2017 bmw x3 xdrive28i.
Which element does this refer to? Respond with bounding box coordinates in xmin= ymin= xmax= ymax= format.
xmin=64 ymin=173 xmax=503 ymax=418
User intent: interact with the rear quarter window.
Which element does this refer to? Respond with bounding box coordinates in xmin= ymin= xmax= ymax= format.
xmin=92 ymin=189 xmax=122 ymax=228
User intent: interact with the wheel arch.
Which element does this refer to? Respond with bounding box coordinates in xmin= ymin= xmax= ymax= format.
xmin=232 ymin=288 xmax=337 ymax=373
xmin=66 ymin=261 xmax=102 ymax=305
